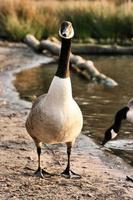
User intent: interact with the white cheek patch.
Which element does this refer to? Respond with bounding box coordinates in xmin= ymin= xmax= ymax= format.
xmin=111 ymin=129 xmax=118 ymax=139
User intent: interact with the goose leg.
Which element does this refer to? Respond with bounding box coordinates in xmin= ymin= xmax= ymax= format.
xmin=61 ymin=142 xmax=81 ymax=179
xmin=34 ymin=143 xmax=51 ymax=178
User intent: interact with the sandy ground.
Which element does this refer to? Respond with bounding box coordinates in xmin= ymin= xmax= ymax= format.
xmin=0 ymin=43 xmax=133 ymax=200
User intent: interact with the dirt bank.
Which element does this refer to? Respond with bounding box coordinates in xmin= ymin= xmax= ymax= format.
xmin=0 ymin=43 xmax=133 ymax=200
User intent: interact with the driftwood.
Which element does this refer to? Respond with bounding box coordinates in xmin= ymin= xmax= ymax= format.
xmin=72 ymin=44 xmax=133 ymax=55
xmin=24 ymin=34 xmax=118 ymax=87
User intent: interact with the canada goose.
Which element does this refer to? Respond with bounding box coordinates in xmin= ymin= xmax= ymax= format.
xmin=102 ymin=98 xmax=133 ymax=145
xmin=26 ymin=21 xmax=83 ymax=178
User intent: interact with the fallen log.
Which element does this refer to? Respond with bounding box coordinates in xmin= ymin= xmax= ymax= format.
xmin=72 ymin=43 xmax=133 ymax=55
xmin=24 ymin=34 xmax=118 ymax=87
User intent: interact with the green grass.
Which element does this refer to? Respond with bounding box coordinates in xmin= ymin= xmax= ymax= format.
xmin=0 ymin=0 xmax=133 ymax=44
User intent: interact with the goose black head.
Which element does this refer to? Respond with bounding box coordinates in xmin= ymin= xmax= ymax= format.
xmin=59 ymin=21 xmax=74 ymax=39
xmin=101 ymin=106 xmax=129 ymax=146
xmin=101 ymin=127 xmax=118 ymax=145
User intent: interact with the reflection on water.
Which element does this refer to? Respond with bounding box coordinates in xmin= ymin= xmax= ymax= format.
xmin=14 ymin=56 xmax=133 ymax=165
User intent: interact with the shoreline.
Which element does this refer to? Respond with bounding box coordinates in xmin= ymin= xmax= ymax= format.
xmin=0 ymin=43 xmax=133 ymax=199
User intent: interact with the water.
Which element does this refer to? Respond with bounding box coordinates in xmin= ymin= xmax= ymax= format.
xmin=14 ymin=56 xmax=133 ymax=165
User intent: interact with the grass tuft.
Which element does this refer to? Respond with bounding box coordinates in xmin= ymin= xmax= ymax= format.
xmin=0 ymin=0 xmax=133 ymax=44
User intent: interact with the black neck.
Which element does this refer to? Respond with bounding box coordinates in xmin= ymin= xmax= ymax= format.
xmin=112 ymin=106 xmax=129 ymax=132
xmin=55 ymin=38 xmax=71 ymax=78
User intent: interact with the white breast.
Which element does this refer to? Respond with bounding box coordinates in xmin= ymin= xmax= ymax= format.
xmin=26 ymin=76 xmax=83 ymax=144
xmin=126 ymin=109 xmax=133 ymax=124
xmin=46 ymin=76 xmax=72 ymax=105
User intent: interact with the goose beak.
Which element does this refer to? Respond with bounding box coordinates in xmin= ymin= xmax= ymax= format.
xmin=59 ymin=21 xmax=74 ymax=39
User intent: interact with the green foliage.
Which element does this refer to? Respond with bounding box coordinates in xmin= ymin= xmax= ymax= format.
xmin=59 ymin=4 xmax=133 ymax=44
xmin=0 ymin=0 xmax=133 ymax=44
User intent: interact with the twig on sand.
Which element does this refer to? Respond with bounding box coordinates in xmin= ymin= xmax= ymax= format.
xmin=126 ymin=175 xmax=133 ymax=183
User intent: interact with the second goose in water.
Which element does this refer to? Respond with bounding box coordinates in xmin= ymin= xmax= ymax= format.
xmin=102 ymin=98 xmax=133 ymax=145
xmin=26 ymin=21 xmax=83 ymax=178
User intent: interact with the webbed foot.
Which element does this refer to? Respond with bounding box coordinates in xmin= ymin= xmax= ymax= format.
xmin=61 ymin=168 xmax=81 ymax=179
xmin=34 ymin=167 xmax=52 ymax=178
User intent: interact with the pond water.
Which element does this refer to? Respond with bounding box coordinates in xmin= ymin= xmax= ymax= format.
xmin=14 ymin=56 xmax=133 ymax=165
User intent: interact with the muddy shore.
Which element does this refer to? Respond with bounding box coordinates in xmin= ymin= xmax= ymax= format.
xmin=0 ymin=43 xmax=133 ymax=200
